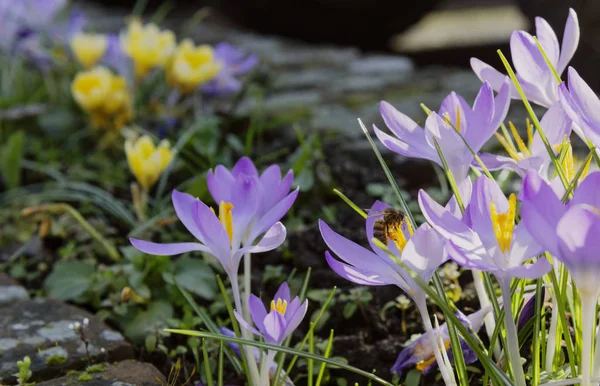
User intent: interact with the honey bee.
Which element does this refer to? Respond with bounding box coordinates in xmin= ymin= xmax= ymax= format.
xmin=371 ymin=208 xmax=406 ymax=245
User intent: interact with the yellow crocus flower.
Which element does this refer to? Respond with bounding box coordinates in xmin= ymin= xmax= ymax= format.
xmin=71 ymin=66 xmax=114 ymax=112
xmin=120 ymin=19 xmax=176 ymax=78
xmin=168 ymin=39 xmax=221 ymax=94
xmin=125 ymin=135 xmax=174 ymax=191
xmin=70 ymin=32 xmax=108 ymax=69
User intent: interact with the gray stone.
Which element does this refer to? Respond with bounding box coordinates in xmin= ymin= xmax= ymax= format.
xmin=349 ymin=55 xmax=414 ymax=75
xmin=0 ymin=273 xmax=29 ymax=307
xmin=36 ymin=360 xmax=165 ymax=386
xmin=0 ymin=299 xmax=133 ymax=384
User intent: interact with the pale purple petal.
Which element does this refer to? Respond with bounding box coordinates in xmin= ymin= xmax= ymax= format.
xmin=262 ymin=311 xmax=287 ymax=345
xmin=477 ymin=153 xmax=519 ymax=173
xmin=234 ymin=310 xmax=262 ymax=337
xmin=192 ymin=200 xmax=231 ymax=268
xmin=230 ymin=175 xmax=260 ymax=246
xmin=470 ymin=58 xmax=518 ymax=98
xmin=489 ymin=81 xmax=511 ymax=135
xmin=207 ymin=165 xmax=235 ymax=204
xmin=320 ymin=220 xmax=397 ymax=277
xmin=503 ymin=258 xmax=552 ymax=280
xmin=274 ymin=282 xmax=291 ymax=304
xmin=232 ymin=157 xmax=259 ymax=178
xmin=249 ymin=189 xmax=298 ymax=242
xmin=285 ymin=297 xmax=301 ymax=322
xmin=445 ymin=177 xmax=473 ymax=217
xmin=439 ymin=91 xmax=471 ymax=129
xmin=130 ymin=239 xmax=210 ymax=255
xmin=535 ymin=16 xmax=560 ymax=67
xmin=324 ymin=251 xmax=394 ymax=286
xmin=240 ymin=222 xmax=287 ymax=256
xmin=556 ymin=205 xmax=600 ymax=271
xmin=400 ymin=223 xmax=446 ymax=283
xmin=507 ymin=224 xmax=545 ymax=267
xmin=171 ymin=190 xmax=206 ymax=243
xmin=418 ymin=189 xmax=482 ymax=251
xmin=468 ymin=176 xmax=508 ymax=249
xmin=557 ymin=9 xmax=580 ymax=75
xmin=374 ymin=125 xmax=437 ymax=162
xmin=248 ymin=294 xmax=267 ymax=332
xmin=463 ymin=82 xmax=494 ymax=148
xmin=511 ymin=31 xmax=548 ymax=86
xmin=283 ymin=299 xmax=308 ymax=339
xmin=570 ymin=172 xmax=600 ymax=208
xmin=520 ymin=171 xmax=565 ymax=256
xmin=446 ymin=239 xmax=498 ymax=272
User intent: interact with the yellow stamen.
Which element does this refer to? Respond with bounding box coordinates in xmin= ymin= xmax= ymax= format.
xmin=494 ymin=132 xmax=522 ymax=161
xmin=455 ymin=106 xmax=461 ymax=133
xmin=509 ymin=122 xmax=531 ymax=157
xmin=560 ymin=142 xmax=575 ymax=182
xmin=218 ymin=201 xmax=234 ymax=245
xmin=526 ymin=119 xmax=533 ymax=149
xmin=490 ymin=194 xmax=517 ymax=254
xmin=387 ymin=220 xmax=414 ymax=253
xmin=270 ymin=298 xmax=288 ymax=315
xmin=416 ymin=340 xmax=451 ymax=372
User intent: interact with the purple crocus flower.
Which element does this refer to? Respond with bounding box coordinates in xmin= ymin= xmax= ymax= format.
xmin=130 ymin=158 xmax=297 ymax=281
xmin=220 ymin=327 xmax=294 ymax=386
xmin=477 ymin=102 xmax=572 ymax=178
xmin=202 ymin=42 xmax=258 ymax=97
xmin=559 ymin=67 xmax=600 ymax=146
xmin=520 ymin=170 xmax=600 ymax=296
xmin=234 ymin=282 xmax=308 ymax=346
xmin=320 ymin=200 xmax=449 ymax=302
xmin=471 ymin=9 xmax=579 ymax=108
xmin=419 ymin=175 xmax=551 ymax=280
xmin=391 ymin=307 xmax=489 ymax=376
xmin=375 ymin=81 xmax=510 ymax=184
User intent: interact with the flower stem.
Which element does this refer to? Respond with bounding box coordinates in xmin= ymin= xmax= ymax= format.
xmin=416 ymin=299 xmax=457 ymax=386
xmin=499 ymin=278 xmax=527 ymax=386
xmin=244 ymin=251 xmax=252 ymax=322
xmin=580 ymin=294 xmax=597 ymax=386
xmin=231 ymin=276 xmax=260 ymax=386
xmin=473 ymin=270 xmax=501 ymax=359
xmin=546 ymin=291 xmax=559 ymax=372
xmin=259 ymin=350 xmax=276 ymax=386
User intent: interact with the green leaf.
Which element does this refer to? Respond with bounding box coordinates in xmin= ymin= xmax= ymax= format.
xmin=343 ymin=302 xmax=357 ymax=319
xmin=123 ymin=300 xmax=174 ymax=342
xmin=405 ymin=370 xmax=422 ymax=386
xmin=163 ymin=257 xmax=216 ymax=300
xmin=43 ymin=262 xmax=96 ymax=301
xmin=1 ymin=130 xmax=25 ymax=189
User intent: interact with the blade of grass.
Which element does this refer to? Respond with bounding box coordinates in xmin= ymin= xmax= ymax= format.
xmin=358 ymin=118 xmax=417 ymax=229
xmin=308 ymin=328 xmax=315 ymax=386
xmin=202 ymin=339 xmax=214 ymax=386
xmin=216 ymin=275 xmax=251 ymax=381
xmin=497 ymin=50 xmax=569 ymax=189
xmin=372 ymin=238 xmax=515 ymax=386
xmin=333 ymin=189 xmax=367 ymax=219
xmin=178 ymin=285 xmax=242 ymax=373
xmin=218 ymin=341 xmax=224 ymax=386
xmin=166 ymin=329 xmax=394 ymax=386
xmin=315 ymin=330 xmax=335 ymax=386
xmin=532 ymin=279 xmax=544 ymax=386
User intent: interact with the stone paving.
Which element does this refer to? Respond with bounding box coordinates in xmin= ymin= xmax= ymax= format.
xmin=0 ymin=275 xmax=162 ymax=385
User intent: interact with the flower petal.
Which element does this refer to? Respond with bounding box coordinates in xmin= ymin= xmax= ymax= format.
xmin=232 ymin=156 xmax=258 ymax=178
xmin=324 ymin=251 xmax=392 ymax=286
xmin=274 ymin=282 xmax=291 ymax=304
xmin=570 ymin=172 xmax=600 ymax=208
xmin=374 ymin=125 xmax=437 ymax=162
xmin=171 ymin=190 xmax=206 ymax=243
xmin=240 ymin=222 xmax=287 ymax=256
xmin=320 ymin=220 xmax=396 ymax=277
xmin=557 ymin=205 xmax=600 ymax=269
xmin=446 ymin=239 xmax=498 ymax=272
xmin=503 ymin=257 xmax=552 ymax=280
xmin=535 ymin=16 xmax=560 ymax=67
xmin=557 ymin=9 xmax=580 ymax=75
xmin=470 ymin=58 xmax=517 ymax=97
xmin=262 ymin=310 xmax=287 ymax=345
xmin=248 ymin=294 xmax=267 ymax=332
xmin=249 ymin=189 xmax=298 ymax=242
xmin=130 ymin=239 xmax=210 ymax=255
xmin=400 ymin=223 xmax=446 ymax=283
xmin=207 ymin=165 xmax=235 ymax=204
xmin=234 ymin=310 xmax=262 ymax=337
xmin=468 ymin=176 xmax=508 ymax=249
xmin=283 ymin=299 xmax=308 ymax=339
xmin=519 ymin=171 xmax=565 ymax=256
